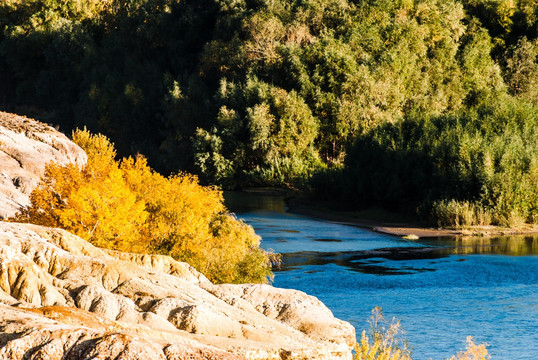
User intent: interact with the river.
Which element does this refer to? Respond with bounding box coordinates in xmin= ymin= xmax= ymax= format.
xmin=225 ymin=192 xmax=538 ymax=360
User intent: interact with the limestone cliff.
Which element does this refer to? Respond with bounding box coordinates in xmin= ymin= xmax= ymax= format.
xmin=0 ymin=113 xmax=355 ymax=359
xmin=0 ymin=112 xmax=87 ymax=219
xmin=0 ymin=222 xmax=355 ymax=359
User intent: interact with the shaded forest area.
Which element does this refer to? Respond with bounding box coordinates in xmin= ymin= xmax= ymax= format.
xmin=1 ymin=0 xmax=537 ymax=225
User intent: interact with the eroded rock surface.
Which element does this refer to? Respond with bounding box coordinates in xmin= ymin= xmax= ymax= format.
xmin=0 ymin=112 xmax=87 ymax=219
xmin=0 ymin=222 xmax=355 ymax=359
xmin=0 ymin=113 xmax=355 ymax=359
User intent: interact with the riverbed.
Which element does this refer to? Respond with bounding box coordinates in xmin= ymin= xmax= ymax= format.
xmin=225 ymin=192 xmax=538 ymax=360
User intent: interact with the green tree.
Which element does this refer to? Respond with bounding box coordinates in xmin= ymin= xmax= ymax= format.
xmin=504 ymin=37 xmax=538 ymax=103
xmin=194 ymin=77 xmax=320 ymax=188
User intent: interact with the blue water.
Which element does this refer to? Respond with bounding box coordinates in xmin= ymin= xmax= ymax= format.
xmin=226 ymin=193 xmax=538 ymax=360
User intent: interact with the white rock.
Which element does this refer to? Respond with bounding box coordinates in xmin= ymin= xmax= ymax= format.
xmin=0 ymin=222 xmax=355 ymax=359
xmin=0 ymin=112 xmax=87 ymax=219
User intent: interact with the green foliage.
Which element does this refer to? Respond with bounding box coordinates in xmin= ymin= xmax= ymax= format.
xmin=462 ymin=0 xmax=538 ymax=57
xmin=1 ymin=0 xmax=537 ymax=223
xmin=2 ymin=0 xmax=534 ymax=182
xmin=15 ymin=129 xmax=276 ymax=284
xmin=431 ymin=200 xmax=492 ymax=228
xmin=194 ymin=77 xmax=321 ymax=188
xmin=321 ymin=96 xmax=538 ymax=226
xmin=504 ymin=37 xmax=538 ymax=103
xmin=1 ymin=0 xmax=219 ymax=173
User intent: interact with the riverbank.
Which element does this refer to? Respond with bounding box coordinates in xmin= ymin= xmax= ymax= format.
xmin=231 ymin=188 xmax=538 ymax=360
xmin=286 ymin=197 xmax=538 ymax=238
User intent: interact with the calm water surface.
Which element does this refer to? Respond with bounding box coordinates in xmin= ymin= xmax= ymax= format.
xmin=225 ymin=192 xmax=538 ymax=360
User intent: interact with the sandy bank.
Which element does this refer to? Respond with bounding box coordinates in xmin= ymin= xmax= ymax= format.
xmin=286 ymin=199 xmax=538 ymax=239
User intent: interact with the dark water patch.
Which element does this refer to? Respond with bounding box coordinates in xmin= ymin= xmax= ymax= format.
xmin=313 ymin=238 xmax=343 ymax=243
xmin=250 ymin=217 xmax=270 ymax=223
xmin=278 ymin=239 xmax=538 ymax=275
xmin=224 ymin=191 xmax=287 ymax=213
xmin=276 ymin=229 xmax=300 ymax=233
xmin=275 ymin=238 xmax=288 ymax=243
xmin=347 ymin=264 xmax=418 ymax=276
xmin=279 ymin=247 xmax=447 ymax=275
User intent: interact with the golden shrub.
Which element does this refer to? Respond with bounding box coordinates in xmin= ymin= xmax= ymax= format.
xmin=355 ymin=308 xmax=491 ymax=360
xmin=15 ymin=129 xmax=273 ymax=283
xmin=354 ymin=307 xmax=412 ymax=360
xmin=447 ymin=337 xmax=491 ymax=360
xmin=17 ymin=130 xmax=147 ymax=252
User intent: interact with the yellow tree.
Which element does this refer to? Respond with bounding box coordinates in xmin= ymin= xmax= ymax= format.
xmin=16 ymin=129 xmax=147 ymax=252
xmin=16 ymin=129 xmax=274 ymax=284
xmin=120 ymin=155 xmax=274 ymax=283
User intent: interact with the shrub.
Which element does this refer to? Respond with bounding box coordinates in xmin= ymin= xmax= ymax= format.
xmin=16 ymin=131 xmax=147 ymax=252
xmin=355 ymin=308 xmax=491 ymax=360
xmin=447 ymin=337 xmax=491 ymax=360
xmin=354 ymin=307 xmax=412 ymax=360
xmin=431 ymin=200 xmax=492 ymax=228
xmin=14 ymin=129 xmax=276 ymax=284
xmin=328 ymin=97 xmax=538 ymax=227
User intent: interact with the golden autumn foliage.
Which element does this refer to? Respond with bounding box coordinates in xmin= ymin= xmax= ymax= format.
xmin=120 ymin=155 xmax=276 ymax=283
xmin=18 ymin=131 xmax=147 ymax=252
xmin=447 ymin=337 xmax=491 ymax=360
xmin=354 ymin=307 xmax=491 ymax=360
xmin=355 ymin=330 xmax=411 ymax=360
xmin=15 ymin=129 xmax=275 ymax=284
xmin=354 ymin=307 xmax=412 ymax=360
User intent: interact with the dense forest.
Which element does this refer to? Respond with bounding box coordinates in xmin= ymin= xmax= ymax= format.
xmin=1 ymin=0 xmax=537 ymax=226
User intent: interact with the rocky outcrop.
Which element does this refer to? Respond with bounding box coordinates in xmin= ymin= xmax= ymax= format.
xmin=0 ymin=305 xmax=245 ymax=360
xmin=0 ymin=112 xmax=355 ymax=359
xmin=0 ymin=112 xmax=87 ymax=219
xmin=0 ymin=221 xmax=355 ymax=359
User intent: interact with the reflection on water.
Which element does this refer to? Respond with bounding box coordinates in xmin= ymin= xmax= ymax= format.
xmin=279 ymin=237 xmax=538 ymax=275
xmin=224 ymin=191 xmax=288 ymax=213
xmin=281 ymin=247 xmax=443 ymax=275
xmin=224 ymin=192 xmax=538 ymax=360
xmin=442 ymin=236 xmax=538 ymax=256
xmin=313 ymin=238 xmax=343 ymax=242
xmin=282 ymin=250 xmax=439 ymax=275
